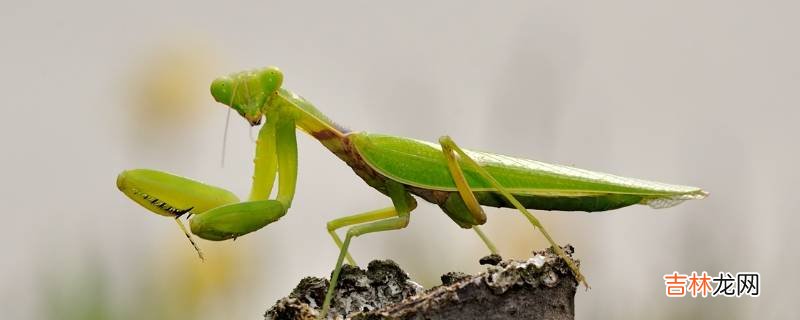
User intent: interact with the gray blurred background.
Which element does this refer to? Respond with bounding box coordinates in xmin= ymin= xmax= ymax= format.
xmin=1 ymin=1 xmax=797 ymax=319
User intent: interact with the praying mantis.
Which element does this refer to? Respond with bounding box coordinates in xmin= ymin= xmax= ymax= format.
xmin=116 ymin=66 xmax=707 ymax=319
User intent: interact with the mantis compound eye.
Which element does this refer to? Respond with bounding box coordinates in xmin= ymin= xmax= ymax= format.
xmin=210 ymin=76 xmax=233 ymax=105
xmin=257 ymin=66 xmax=283 ymax=95
xmin=210 ymin=67 xmax=285 ymax=126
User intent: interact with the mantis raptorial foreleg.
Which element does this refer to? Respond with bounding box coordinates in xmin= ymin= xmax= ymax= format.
xmin=117 ymin=107 xmax=299 ymax=253
xmin=189 ymin=114 xmax=291 ymax=239
xmin=249 ymin=111 xmax=278 ymax=201
xmin=190 ymin=113 xmax=298 ymax=241
xmin=117 ymin=168 xmax=242 ymax=257
xmin=326 ymin=206 xmax=398 ymax=266
xmin=273 ymin=115 xmax=298 ymax=206
xmin=319 ymin=180 xmax=416 ymax=319
xmin=189 ymin=200 xmax=285 ymax=240
xmin=438 ymin=136 xmax=588 ymax=287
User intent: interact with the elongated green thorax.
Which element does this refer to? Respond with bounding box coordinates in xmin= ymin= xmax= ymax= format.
xmin=267 ymin=88 xmax=351 ymax=160
xmin=274 ymin=88 xmax=349 ymax=137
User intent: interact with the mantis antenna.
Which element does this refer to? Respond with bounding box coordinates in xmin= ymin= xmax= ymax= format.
xmin=220 ymin=107 xmax=257 ymax=169
xmin=220 ymin=108 xmax=231 ymax=167
xmin=220 ymin=80 xmax=241 ymax=168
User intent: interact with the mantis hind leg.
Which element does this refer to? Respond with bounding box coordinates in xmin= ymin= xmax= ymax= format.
xmin=439 ymin=136 xmax=588 ymax=287
xmin=472 ymin=226 xmax=498 ymax=254
xmin=439 ymin=139 xmax=498 ymax=255
xmin=319 ymin=180 xmax=415 ymax=320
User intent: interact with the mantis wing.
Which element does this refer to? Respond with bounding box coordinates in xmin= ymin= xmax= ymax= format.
xmin=350 ymin=133 xmax=707 ymax=210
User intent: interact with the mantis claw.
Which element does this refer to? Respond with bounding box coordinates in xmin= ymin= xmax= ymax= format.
xmin=174 ymin=218 xmax=205 ymax=261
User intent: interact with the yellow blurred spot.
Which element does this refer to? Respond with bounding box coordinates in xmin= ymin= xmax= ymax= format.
xmin=128 ymin=38 xmax=220 ymax=126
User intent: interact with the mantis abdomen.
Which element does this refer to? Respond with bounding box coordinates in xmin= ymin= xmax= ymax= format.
xmin=349 ymin=133 xmax=706 ymax=218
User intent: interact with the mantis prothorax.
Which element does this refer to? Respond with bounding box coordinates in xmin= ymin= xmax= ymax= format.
xmin=116 ymin=66 xmax=707 ymax=319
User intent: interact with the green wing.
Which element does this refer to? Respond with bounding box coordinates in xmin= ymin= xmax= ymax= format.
xmin=350 ymin=133 xmax=707 ymax=209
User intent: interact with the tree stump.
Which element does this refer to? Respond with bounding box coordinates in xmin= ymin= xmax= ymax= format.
xmin=265 ymin=246 xmax=578 ymax=320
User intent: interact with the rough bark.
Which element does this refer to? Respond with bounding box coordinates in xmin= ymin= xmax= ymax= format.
xmin=265 ymin=246 xmax=578 ymax=320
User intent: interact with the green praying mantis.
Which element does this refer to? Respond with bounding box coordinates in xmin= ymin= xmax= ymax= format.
xmin=116 ymin=66 xmax=707 ymax=319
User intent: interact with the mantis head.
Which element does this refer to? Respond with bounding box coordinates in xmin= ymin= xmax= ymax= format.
xmin=210 ymin=66 xmax=284 ymax=126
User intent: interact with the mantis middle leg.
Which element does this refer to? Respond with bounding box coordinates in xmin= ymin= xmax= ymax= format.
xmin=327 ymin=206 xmax=398 ymax=266
xmin=319 ymin=180 xmax=416 ymax=319
xmin=439 ymin=136 xmax=588 ymax=287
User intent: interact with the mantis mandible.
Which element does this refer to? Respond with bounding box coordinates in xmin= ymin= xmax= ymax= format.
xmin=116 ymin=66 xmax=707 ymax=319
